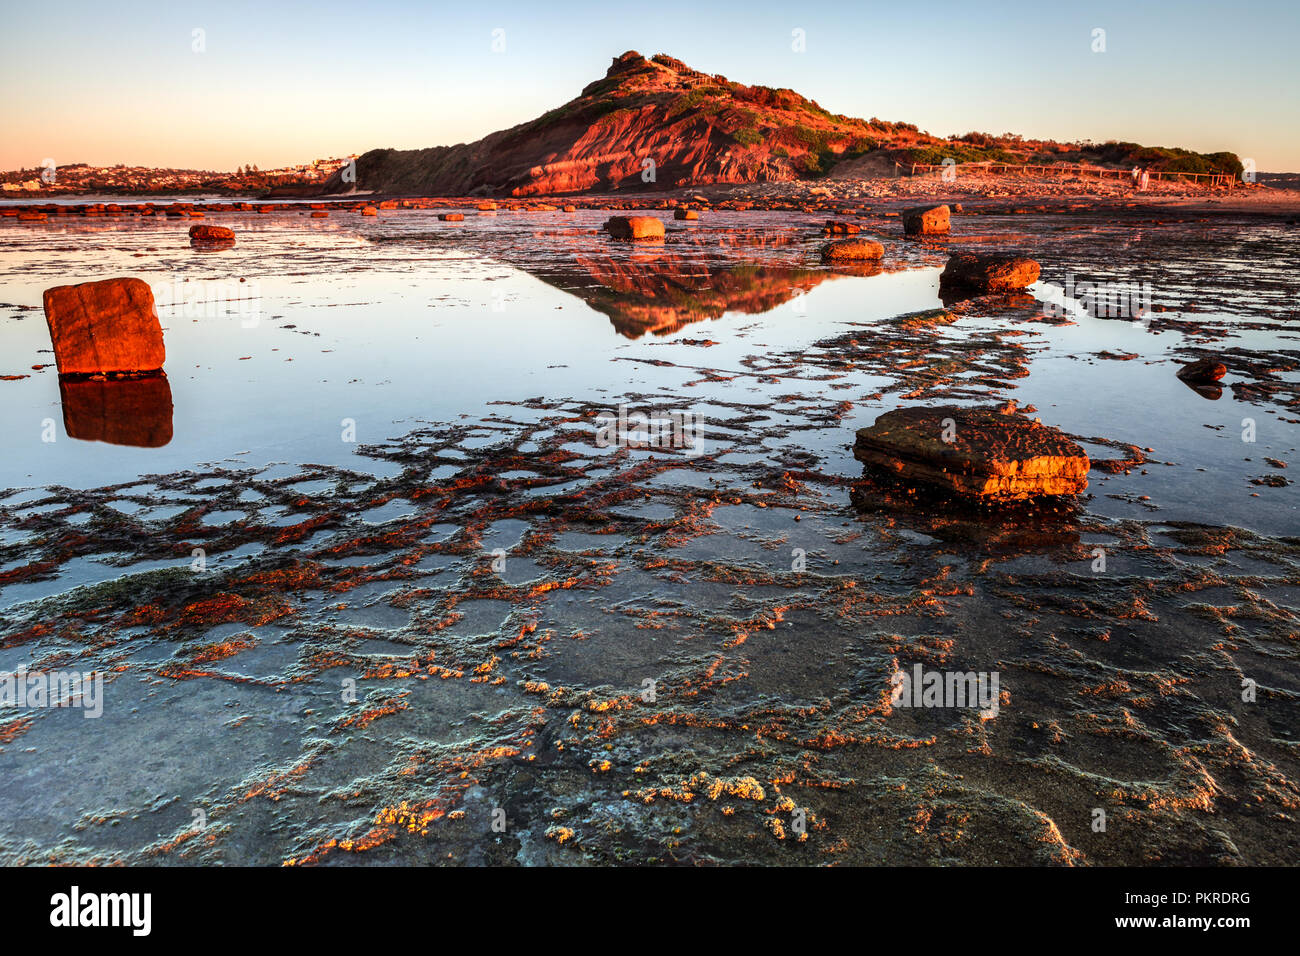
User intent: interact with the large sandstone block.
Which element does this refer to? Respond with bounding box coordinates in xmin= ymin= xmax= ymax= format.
xmin=189 ymin=224 xmax=235 ymax=243
xmin=854 ymin=405 xmax=1089 ymax=500
xmin=940 ymin=253 xmax=1041 ymax=293
xmin=823 ymin=220 xmax=861 ymax=235
xmin=903 ymin=204 xmax=950 ymax=236
xmin=604 ymin=216 xmax=665 ymax=240
xmin=1176 ymin=356 xmax=1226 ymax=384
xmin=822 ymin=238 xmax=884 ymax=261
xmin=43 ymin=277 xmax=165 ymax=375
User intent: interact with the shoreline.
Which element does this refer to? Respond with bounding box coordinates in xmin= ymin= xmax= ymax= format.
xmin=4 ymin=177 xmax=1298 ymax=220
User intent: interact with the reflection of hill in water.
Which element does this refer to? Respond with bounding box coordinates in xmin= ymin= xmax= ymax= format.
xmin=373 ymin=220 xmax=887 ymax=338
xmin=524 ymin=243 xmax=866 ymax=338
xmin=570 ymin=255 xmax=833 ymax=338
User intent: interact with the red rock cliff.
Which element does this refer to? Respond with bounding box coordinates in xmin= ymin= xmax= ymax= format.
xmin=327 ymin=51 xmax=880 ymax=197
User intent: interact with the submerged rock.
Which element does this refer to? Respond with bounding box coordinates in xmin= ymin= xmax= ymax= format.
xmin=821 ymin=238 xmax=884 ymax=261
xmin=940 ymin=253 xmax=1041 ymax=293
xmin=1176 ymin=356 xmax=1227 ymax=384
xmin=43 ymin=277 xmax=165 ymax=375
xmin=674 ymin=208 xmax=699 ymax=220
xmin=849 ymin=480 xmax=1083 ymax=554
xmin=888 ymin=308 xmax=957 ymax=331
xmin=903 ymin=204 xmax=950 ymax=236
xmin=603 ymin=216 xmax=665 ymax=240
xmin=823 ymin=220 xmax=861 ymax=235
xmin=189 ymin=224 xmax=235 ymax=243
xmin=854 ymin=405 xmax=1089 ymax=500
xmin=438 ymin=213 xmax=465 ymax=222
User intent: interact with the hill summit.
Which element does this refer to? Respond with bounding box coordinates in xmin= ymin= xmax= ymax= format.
xmin=328 ymin=50 xmax=1242 ymax=197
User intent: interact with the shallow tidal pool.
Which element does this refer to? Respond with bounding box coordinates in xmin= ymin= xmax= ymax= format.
xmin=0 ymin=205 xmax=1297 ymax=865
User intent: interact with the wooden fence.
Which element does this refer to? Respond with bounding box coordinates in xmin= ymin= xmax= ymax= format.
xmin=906 ymin=161 xmax=1238 ymax=188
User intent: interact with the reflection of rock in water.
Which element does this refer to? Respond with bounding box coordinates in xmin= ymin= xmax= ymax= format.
xmin=533 ymin=253 xmax=836 ymax=338
xmin=850 ymin=475 xmax=1086 ymax=558
xmin=822 ymin=260 xmax=883 ymax=279
xmin=1181 ymin=380 xmax=1223 ymax=400
xmin=938 ymin=287 xmax=1041 ymax=311
xmin=190 ymin=238 xmax=236 ymax=253
xmin=854 ymin=404 xmax=1090 ymax=501
xmin=59 ymin=374 xmax=174 ymax=447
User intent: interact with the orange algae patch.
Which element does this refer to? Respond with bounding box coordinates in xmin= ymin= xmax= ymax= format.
xmin=158 ymin=636 xmax=262 ymax=680
xmin=472 ymin=654 xmax=500 ymax=681
xmin=1032 ymin=811 xmax=1085 ymax=865
xmin=131 ymin=591 xmax=294 ymax=634
xmin=145 ymin=826 xmax=218 ymax=858
xmin=284 ymin=795 xmax=460 ymax=865
xmin=546 ymin=825 xmax=577 ymax=844
xmin=628 ymin=771 xmax=767 ymax=805
xmin=376 ymin=800 xmax=447 ymax=835
xmin=242 ymin=756 xmax=316 ymax=803
xmin=584 ymin=696 xmax=632 ymax=713
xmin=0 ymin=717 xmax=33 ymax=744
xmin=189 ymin=635 xmax=257 ymax=663
xmin=338 ymin=696 xmax=409 ymax=729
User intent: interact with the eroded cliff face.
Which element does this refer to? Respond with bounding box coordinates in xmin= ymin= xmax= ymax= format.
xmin=328 ymin=51 xmax=879 ymax=197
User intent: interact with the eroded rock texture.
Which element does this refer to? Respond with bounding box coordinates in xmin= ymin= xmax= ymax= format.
xmin=42 ymin=277 xmax=165 ymax=375
xmin=854 ymin=405 xmax=1090 ymax=500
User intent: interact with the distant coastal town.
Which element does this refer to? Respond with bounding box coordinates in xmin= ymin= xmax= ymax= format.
xmin=0 ymin=155 xmax=358 ymax=196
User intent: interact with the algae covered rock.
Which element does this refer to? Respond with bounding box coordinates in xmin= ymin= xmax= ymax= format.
xmin=854 ymin=404 xmax=1089 ymax=500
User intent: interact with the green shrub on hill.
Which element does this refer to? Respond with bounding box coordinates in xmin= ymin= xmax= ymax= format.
xmin=908 ymin=143 xmax=1015 ymax=165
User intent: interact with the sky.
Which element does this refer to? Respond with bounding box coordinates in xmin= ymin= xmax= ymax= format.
xmin=2 ymin=0 xmax=1297 ymax=172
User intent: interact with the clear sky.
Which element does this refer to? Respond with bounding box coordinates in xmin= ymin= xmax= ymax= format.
xmin=2 ymin=0 xmax=1296 ymax=172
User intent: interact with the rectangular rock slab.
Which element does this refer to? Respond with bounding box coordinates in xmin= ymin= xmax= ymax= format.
xmin=903 ymin=204 xmax=950 ymax=236
xmin=43 ymin=277 xmax=165 ymax=375
xmin=854 ymin=405 xmax=1089 ymax=501
xmin=604 ymin=216 xmax=665 ymax=240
